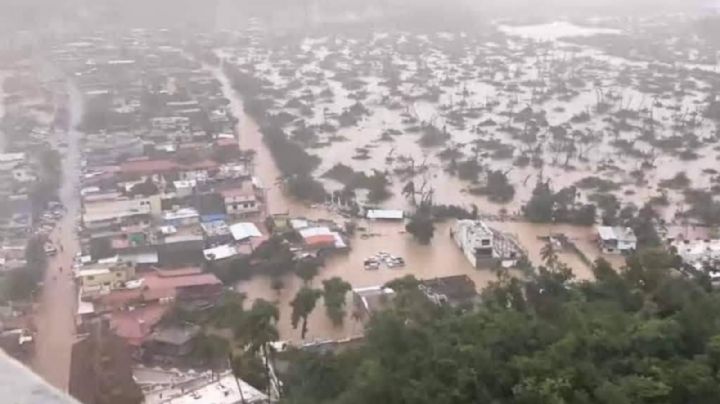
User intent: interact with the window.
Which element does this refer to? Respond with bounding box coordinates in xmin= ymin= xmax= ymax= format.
xmin=481 ymin=239 xmax=490 ymax=246
xmin=87 ymin=276 xmax=95 ymax=281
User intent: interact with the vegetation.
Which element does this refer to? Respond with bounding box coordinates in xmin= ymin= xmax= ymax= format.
xmin=406 ymin=204 xmax=435 ymax=244
xmin=281 ymin=251 xmax=720 ymax=404
xmin=474 ymin=170 xmax=516 ymax=203
xmin=2 ymin=237 xmax=47 ymax=302
xmin=524 ymin=181 xmax=596 ymax=225
xmin=290 ymin=287 xmax=323 ymax=340
xmin=322 ymin=277 xmax=352 ymax=326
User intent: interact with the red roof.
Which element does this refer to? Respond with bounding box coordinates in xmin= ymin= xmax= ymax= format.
xmin=110 ymin=304 xmax=168 ymax=346
xmin=304 ymin=234 xmax=336 ymax=248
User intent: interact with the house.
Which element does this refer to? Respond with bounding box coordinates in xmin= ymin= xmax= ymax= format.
xmin=450 ymin=220 xmax=523 ymax=268
xmin=76 ymin=262 xmax=136 ymax=295
xmin=201 ymin=220 xmax=233 ymax=246
xmin=419 ymin=275 xmax=478 ymax=307
xmin=229 ymin=222 xmax=263 ymax=242
xmin=162 ymin=207 xmax=200 ymax=227
xmin=135 ymin=368 xmax=268 ymax=404
xmin=352 ymin=286 xmax=395 ymax=320
xmin=298 ymin=226 xmax=347 ymax=251
xmin=203 ymin=243 xmax=243 ymax=262
xmin=219 ymin=181 xmax=261 ymax=217
xmin=597 ymin=226 xmax=637 ymax=254
xmin=82 ymin=196 xmax=161 ymax=230
xmin=142 ymin=268 xmax=223 ymax=302
xmin=143 ymin=324 xmax=200 ymax=358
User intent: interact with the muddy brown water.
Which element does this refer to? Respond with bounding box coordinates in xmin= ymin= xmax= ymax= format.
xmin=213 ymin=63 xmax=623 ymax=343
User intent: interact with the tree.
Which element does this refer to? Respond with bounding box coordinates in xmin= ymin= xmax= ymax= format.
xmin=540 ymin=240 xmax=559 ymax=268
xmin=406 ymin=205 xmax=435 ymax=244
xmin=322 ymin=277 xmax=352 ymax=326
xmin=290 ymin=287 xmax=322 ymax=340
xmin=128 ymin=178 xmax=159 ymax=197
xmin=294 ymin=256 xmax=323 ymax=284
xmin=483 ymin=170 xmax=515 ymax=203
xmin=242 ymin=299 xmax=279 ymax=398
xmin=280 ymin=249 xmax=720 ymax=403
xmin=191 ymin=333 xmax=230 ymax=371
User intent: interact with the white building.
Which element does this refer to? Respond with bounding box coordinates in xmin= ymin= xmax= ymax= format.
xmin=220 ymin=182 xmax=260 ymax=217
xmin=597 ymin=226 xmax=637 ymax=254
xmin=450 ymin=220 xmax=523 ymax=268
xmin=135 ymin=367 xmax=268 ymax=404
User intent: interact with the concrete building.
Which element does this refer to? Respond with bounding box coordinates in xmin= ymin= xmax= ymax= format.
xmin=76 ymin=262 xmax=136 ymax=295
xmin=352 ymin=286 xmax=395 ymax=320
xmin=220 ymin=181 xmax=261 ymax=217
xmin=135 ymin=368 xmax=268 ymax=404
xmin=450 ymin=220 xmax=523 ymax=268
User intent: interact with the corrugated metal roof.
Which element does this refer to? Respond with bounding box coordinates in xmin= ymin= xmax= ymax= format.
xmin=229 ymin=222 xmax=262 ymax=241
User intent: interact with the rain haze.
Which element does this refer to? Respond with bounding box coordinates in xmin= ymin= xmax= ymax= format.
xmin=1 ymin=1 xmax=720 ymax=403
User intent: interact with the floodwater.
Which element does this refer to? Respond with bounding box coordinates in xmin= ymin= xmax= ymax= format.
xmin=31 ymin=80 xmax=82 ymax=391
xmin=212 ymin=65 xmax=317 ymax=218
xmin=498 ymin=21 xmax=621 ymax=41
xmin=212 ymin=62 xmax=622 ymax=343
xmin=209 ymin=16 xmax=718 ymax=343
xmin=220 ymin=27 xmax=719 ymax=224
xmin=235 ymin=221 xmax=502 ymax=343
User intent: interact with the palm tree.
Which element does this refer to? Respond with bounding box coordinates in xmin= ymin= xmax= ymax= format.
xmin=540 ymin=240 xmax=558 ymax=268
xmin=322 ymin=277 xmax=352 ymax=326
xmin=242 ymin=299 xmax=279 ymax=398
xmin=290 ymin=287 xmax=322 ymax=340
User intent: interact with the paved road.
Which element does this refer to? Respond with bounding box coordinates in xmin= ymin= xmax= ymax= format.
xmin=30 ymin=82 xmax=83 ymax=391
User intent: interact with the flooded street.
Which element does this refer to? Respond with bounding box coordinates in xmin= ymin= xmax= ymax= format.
xmin=30 ymin=81 xmax=82 ymax=391
xmin=212 ymin=64 xmax=317 ymax=218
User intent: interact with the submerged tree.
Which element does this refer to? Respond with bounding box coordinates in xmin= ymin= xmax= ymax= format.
xmin=406 ymin=204 xmax=435 ymax=244
xmin=290 ymin=287 xmax=322 ymax=339
xmin=322 ymin=277 xmax=352 ymax=326
xmin=242 ymin=299 xmax=279 ymax=397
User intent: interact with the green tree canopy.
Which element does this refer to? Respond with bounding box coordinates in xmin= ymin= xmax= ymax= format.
xmin=280 ymin=252 xmax=720 ymax=404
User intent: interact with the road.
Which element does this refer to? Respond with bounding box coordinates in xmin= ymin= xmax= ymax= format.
xmin=30 ymin=81 xmax=83 ymax=391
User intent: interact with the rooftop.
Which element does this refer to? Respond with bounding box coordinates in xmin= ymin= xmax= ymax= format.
xmin=229 ymin=222 xmax=263 ymax=241
xmin=137 ymin=369 xmax=268 ymax=404
xmin=597 ymin=226 xmax=637 ymax=242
